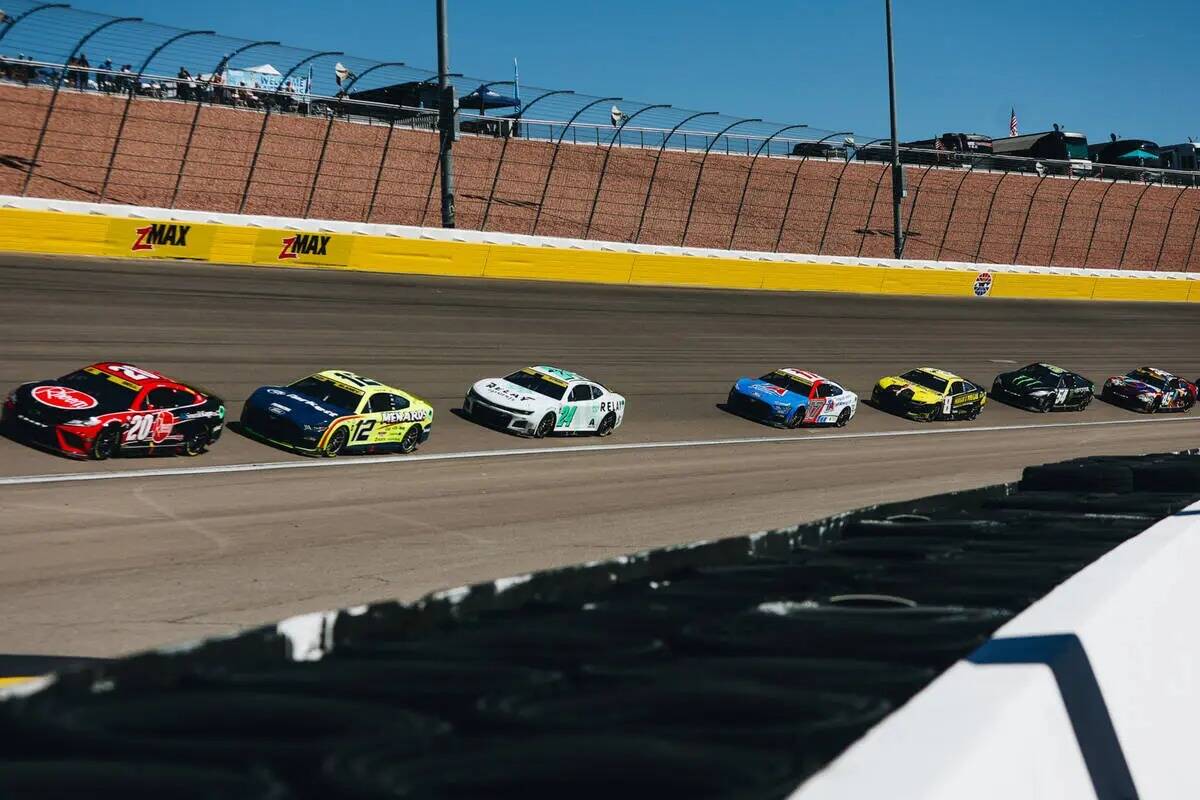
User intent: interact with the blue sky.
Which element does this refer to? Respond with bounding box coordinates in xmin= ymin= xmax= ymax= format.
xmin=29 ymin=0 xmax=1200 ymax=145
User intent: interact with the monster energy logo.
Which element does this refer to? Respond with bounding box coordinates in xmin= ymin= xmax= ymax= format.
xmin=558 ymin=406 xmax=578 ymax=426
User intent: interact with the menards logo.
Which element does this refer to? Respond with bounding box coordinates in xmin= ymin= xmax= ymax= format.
xmin=131 ymin=223 xmax=191 ymax=252
xmin=278 ymin=233 xmax=332 ymax=260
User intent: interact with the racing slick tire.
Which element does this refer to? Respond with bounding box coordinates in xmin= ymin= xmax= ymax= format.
xmin=398 ymin=425 xmax=421 ymax=454
xmin=181 ymin=427 xmax=211 ymax=457
xmin=533 ymin=414 xmax=556 ymax=439
xmin=90 ymin=425 xmax=121 ymax=461
xmin=1146 ymin=398 xmax=1160 ymax=414
xmin=1038 ymin=395 xmax=1054 ymax=413
xmin=786 ymin=409 xmax=804 ymax=429
xmin=966 ymin=404 xmax=981 ymax=421
xmin=596 ymin=413 xmax=616 ymax=437
xmin=324 ymin=426 xmax=350 ymax=457
xmin=835 ymin=408 xmax=851 ymax=428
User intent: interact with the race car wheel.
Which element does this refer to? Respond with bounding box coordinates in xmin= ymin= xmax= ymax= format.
xmin=1038 ymin=395 xmax=1054 ymax=413
xmin=786 ymin=409 xmax=804 ymax=429
xmin=90 ymin=425 xmax=120 ymax=460
xmin=596 ymin=413 xmax=616 ymax=437
xmin=325 ymin=426 xmax=350 ymax=457
xmin=398 ymin=425 xmax=421 ymax=454
xmin=533 ymin=414 xmax=556 ymax=439
xmin=966 ymin=405 xmax=981 ymax=421
xmin=181 ymin=427 xmax=210 ymax=457
xmin=835 ymin=408 xmax=851 ymax=428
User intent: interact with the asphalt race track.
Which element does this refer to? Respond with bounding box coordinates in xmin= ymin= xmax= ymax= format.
xmin=2 ymin=253 xmax=1199 ymax=657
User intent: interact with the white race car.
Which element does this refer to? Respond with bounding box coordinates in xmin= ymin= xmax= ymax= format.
xmin=465 ymin=365 xmax=626 ymax=438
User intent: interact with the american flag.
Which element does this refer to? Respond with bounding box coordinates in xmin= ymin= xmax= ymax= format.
xmin=1009 ymin=108 xmax=1018 ymax=137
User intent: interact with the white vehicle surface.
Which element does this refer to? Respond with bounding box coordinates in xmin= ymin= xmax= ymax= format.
xmin=464 ymin=365 xmax=626 ymax=438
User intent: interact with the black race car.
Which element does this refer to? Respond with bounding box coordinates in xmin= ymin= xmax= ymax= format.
xmin=990 ymin=363 xmax=1093 ymax=412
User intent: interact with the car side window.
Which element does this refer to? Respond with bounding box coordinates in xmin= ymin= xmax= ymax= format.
xmin=569 ymin=385 xmax=591 ymax=402
xmin=368 ymin=393 xmax=393 ymax=413
xmin=948 ymin=381 xmax=965 ymax=395
xmin=590 ymin=385 xmax=604 ymax=400
xmin=389 ymin=393 xmax=410 ymax=410
xmin=817 ymin=384 xmax=840 ymax=398
xmin=145 ymin=387 xmax=192 ymax=409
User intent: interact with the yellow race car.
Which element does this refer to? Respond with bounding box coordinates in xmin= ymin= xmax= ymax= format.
xmin=871 ymin=367 xmax=987 ymax=422
xmin=240 ymin=370 xmax=433 ymax=456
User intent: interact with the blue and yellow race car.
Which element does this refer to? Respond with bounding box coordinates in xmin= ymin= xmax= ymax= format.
xmin=240 ymin=370 xmax=432 ymax=456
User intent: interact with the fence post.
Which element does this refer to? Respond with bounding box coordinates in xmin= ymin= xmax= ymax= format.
xmin=1012 ymin=173 xmax=1048 ymax=264
xmin=99 ymin=29 xmax=214 ymax=204
xmin=728 ymin=123 xmax=807 ymax=250
xmin=21 ymin=16 xmax=143 ymax=197
xmin=1048 ymin=173 xmax=1086 ymax=267
xmin=365 ymin=117 xmax=397 ymax=223
xmin=816 ymin=159 xmax=857 ymax=255
xmin=1117 ymin=182 xmax=1154 ymax=268
xmin=169 ymin=40 xmax=278 ymax=209
xmin=303 ymin=61 xmax=405 ymax=219
xmin=1083 ymin=178 xmax=1119 ymax=267
xmin=238 ymin=50 xmax=341 ymax=214
xmin=632 ymin=111 xmax=718 ymax=243
xmin=679 ymin=117 xmax=759 ymax=246
xmin=935 ymin=156 xmax=980 ymax=260
xmin=898 ymin=163 xmax=935 ymax=256
xmin=480 ymin=89 xmax=574 ymax=231
xmin=531 ymin=96 xmax=620 ymax=236
xmin=974 ymin=172 xmax=1008 ymax=262
xmin=583 ymin=104 xmax=670 ymax=240
xmin=1153 ymin=188 xmax=1188 ymax=271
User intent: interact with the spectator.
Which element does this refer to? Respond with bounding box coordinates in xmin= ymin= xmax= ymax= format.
xmin=176 ymin=66 xmax=191 ymax=101
xmin=98 ymin=57 xmax=113 ymax=92
xmin=77 ymin=52 xmax=89 ymax=90
xmin=210 ymin=69 xmax=225 ymax=104
xmin=119 ymin=63 xmax=132 ymax=95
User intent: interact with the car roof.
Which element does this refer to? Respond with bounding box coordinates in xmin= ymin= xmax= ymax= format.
xmin=530 ymin=365 xmax=589 ymax=383
xmin=915 ymin=366 xmax=963 ymax=382
xmin=85 ymin=362 xmax=175 ymax=389
xmin=776 ymin=368 xmax=826 ymax=384
xmin=1032 ymin=363 xmax=1067 ymax=373
xmin=312 ymin=369 xmax=403 ymax=395
xmin=1132 ymin=366 xmax=1175 ymax=379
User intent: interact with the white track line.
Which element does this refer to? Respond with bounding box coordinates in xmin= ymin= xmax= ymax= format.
xmin=2 ymin=415 xmax=1197 ymax=487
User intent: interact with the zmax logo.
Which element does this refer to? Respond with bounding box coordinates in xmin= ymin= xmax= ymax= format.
xmin=132 ymin=223 xmax=191 ymax=252
xmin=278 ymin=234 xmax=332 ymax=260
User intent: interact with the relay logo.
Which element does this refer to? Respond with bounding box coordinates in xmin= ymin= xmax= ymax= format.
xmin=278 ymin=234 xmax=332 ymax=260
xmin=132 ymin=223 xmax=191 ymax=252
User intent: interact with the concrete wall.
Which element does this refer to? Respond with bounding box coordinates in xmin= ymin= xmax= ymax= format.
xmin=3 ymin=83 xmax=1199 ymax=271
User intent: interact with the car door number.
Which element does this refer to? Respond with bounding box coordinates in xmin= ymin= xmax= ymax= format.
xmin=1055 ymin=388 xmax=1068 ymax=404
xmin=354 ymin=420 xmax=376 ymax=442
xmin=558 ymin=405 xmax=578 ymax=427
xmin=943 ymin=397 xmax=953 ymax=415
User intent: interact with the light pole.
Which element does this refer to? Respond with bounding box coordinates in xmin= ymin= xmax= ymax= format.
xmin=436 ymin=0 xmax=455 ymax=228
xmin=885 ymin=0 xmax=904 ymax=257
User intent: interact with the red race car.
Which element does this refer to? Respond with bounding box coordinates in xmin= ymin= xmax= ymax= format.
xmin=1100 ymin=367 xmax=1196 ymax=414
xmin=2 ymin=363 xmax=225 ymax=459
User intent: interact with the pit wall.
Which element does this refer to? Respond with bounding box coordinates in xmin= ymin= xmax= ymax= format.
xmin=2 ymin=196 xmax=1200 ymax=302
xmin=2 ymin=83 xmax=1200 ymax=272
xmin=793 ymin=498 xmax=1200 ymax=800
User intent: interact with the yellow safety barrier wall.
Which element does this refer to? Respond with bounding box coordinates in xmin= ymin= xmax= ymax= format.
xmin=2 ymin=207 xmax=1199 ymax=303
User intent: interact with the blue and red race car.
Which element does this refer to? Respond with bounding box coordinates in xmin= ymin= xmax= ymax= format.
xmin=726 ymin=369 xmax=858 ymax=428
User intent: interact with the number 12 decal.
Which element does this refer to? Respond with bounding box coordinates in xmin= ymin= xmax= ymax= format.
xmin=354 ymin=420 xmax=376 ymax=442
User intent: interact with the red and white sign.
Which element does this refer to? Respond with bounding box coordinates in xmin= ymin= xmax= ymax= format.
xmin=973 ymin=272 xmax=994 ymax=297
xmin=32 ymin=385 xmax=98 ymax=411
xmin=124 ymin=410 xmax=176 ymax=444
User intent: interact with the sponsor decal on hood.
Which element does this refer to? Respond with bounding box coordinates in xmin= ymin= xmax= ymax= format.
xmin=262 ymin=388 xmax=339 ymax=419
xmin=476 ymin=380 xmax=539 ymax=409
xmin=32 ymin=385 xmax=98 ymax=411
xmin=736 ymin=378 xmax=806 ymax=405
